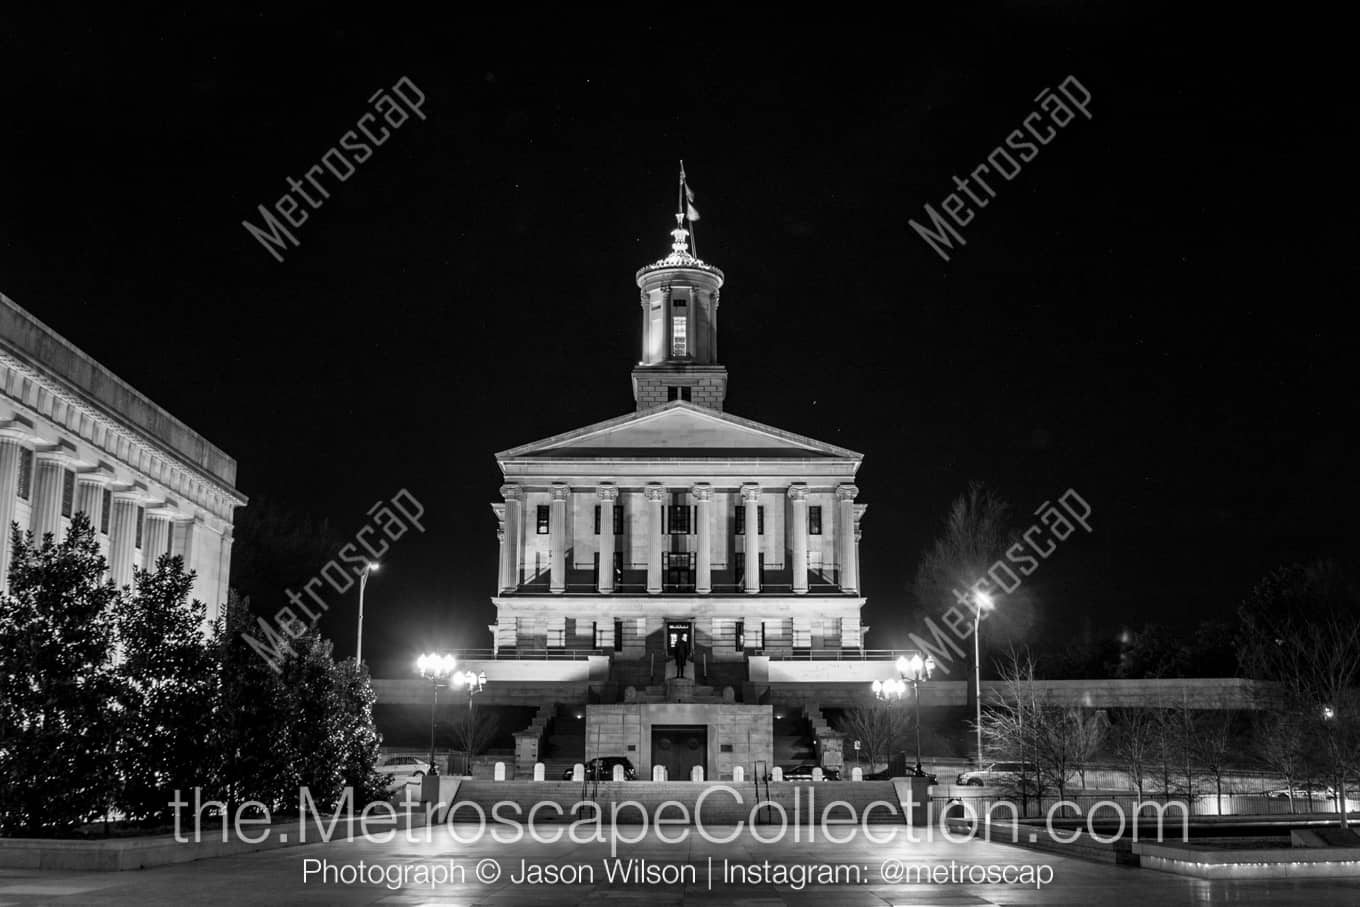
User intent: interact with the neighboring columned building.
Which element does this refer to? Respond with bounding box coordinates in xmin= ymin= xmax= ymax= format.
xmin=0 ymin=293 xmax=245 ymax=624
xmin=481 ymin=209 xmax=868 ymax=780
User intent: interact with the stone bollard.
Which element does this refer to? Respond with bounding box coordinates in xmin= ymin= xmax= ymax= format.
xmin=812 ymin=767 xmax=824 ymax=782
xmin=494 ymin=762 xmax=506 ymax=781
xmin=653 ymin=765 xmax=667 ymax=782
xmin=613 ymin=764 xmax=625 ymax=782
xmin=771 ymin=767 xmax=783 ymax=782
xmin=732 ymin=766 xmax=745 ymax=782
xmin=852 ymin=767 xmax=863 ymax=781
xmin=691 ymin=766 xmax=704 ymax=782
xmin=721 ymin=686 xmax=736 ymax=703
xmin=572 ymin=763 xmax=585 ymax=782
xmin=533 ymin=762 xmax=545 ymax=781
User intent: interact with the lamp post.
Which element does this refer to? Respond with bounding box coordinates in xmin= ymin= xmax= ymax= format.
xmin=900 ymin=652 xmax=935 ymax=774
xmin=972 ymin=591 xmax=995 ymax=770
xmin=872 ymin=672 xmax=907 ymax=775
xmin=452 ymin=669 xmax=487 ymax=776
xmin=416 ymin=653 xmax=457 ymax=775
xmin=355 ymin=562 xmax=379 ymax=665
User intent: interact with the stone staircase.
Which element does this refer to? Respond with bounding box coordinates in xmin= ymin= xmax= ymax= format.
xmin=449 ymin=779 xmax=907 ymax=825
xmin=513 ymin=703 xmax=557 ymax=776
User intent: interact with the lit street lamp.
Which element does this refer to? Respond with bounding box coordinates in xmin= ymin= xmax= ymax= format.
xmin=901 ymin=652 xmax=935 ymax=774
xmin=355 ymin=562 xmax=380 ymax=665
xmin=452 ymin=669 xmax=488 ymax=776
xmin=416 ymin=653 xmax=458 ymax=775
xmin=973 ymin=591 xmax=995 ymax=771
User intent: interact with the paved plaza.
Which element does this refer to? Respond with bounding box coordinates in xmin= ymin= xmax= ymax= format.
xmin=1 ymin=826 xmax=1358 ymax=906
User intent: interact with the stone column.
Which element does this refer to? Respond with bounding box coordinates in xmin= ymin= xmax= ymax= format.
xmin=692 ymin=483 xmax=712 ymax=594
xmin=108 ymin=494 xmax=140 ymax=587
xmin=75 ymin=474 xmax=108 ymax=530
xmin=788 ymin=484 xmax=809 ymax=595
xmin=0 ymin=433 xmax=25 ymax=587
xmin=645 ymin=484 xmax=665 ymax=594
xmin=144 ymin=513 xmax=171 ymax=565
xmin=597 ymin=484 xmax=617 ymax=593
xmin=741 ymin=484 xmax=761 ymax=594
xmin=29 ymin=455 xmax=65 ymax=542
xmin=549 ymin=483 xmax=569 ymax=594
xmin=836 ymin=484 xmax=860 ymax=593
xmin=499 ymin=484 xmax=522 ymax=592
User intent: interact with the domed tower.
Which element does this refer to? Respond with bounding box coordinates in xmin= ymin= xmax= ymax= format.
xmin=632 ymin=197 xmax=727 ymax=411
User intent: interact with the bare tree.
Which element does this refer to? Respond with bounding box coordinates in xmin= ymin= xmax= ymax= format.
xmin=1111 ymin=708 xmax=1156 ymax=798
xmin=1193 ymin=711 xmax=1237 ymax=816
xmin=1254 ymin=710 xmax=1309 ymax=815
xmin=836 ymin=704 xmax=910 ymax=770
xmin=1238 ymin=562 xmax=1360 ymax=827
xmin=1069 ymin=709 xmax=1108 ymax=790
xmin=447 ymin=708 xmax=499 ymax=773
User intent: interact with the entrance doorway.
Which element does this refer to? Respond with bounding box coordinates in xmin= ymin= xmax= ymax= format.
xmin=665 ymin=620 xmax=692 ymax=677
xmin=651 ymin=725 xmax=707 ymax=781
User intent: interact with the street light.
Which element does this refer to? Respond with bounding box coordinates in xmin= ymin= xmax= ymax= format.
xmin=416 ymin=653 xmax=457 ymax=775
xmin=356 ymin=562 xmax=380 ymax=665
xmin=973 ymin=590 xmax=995 ymax=771
xmin=902 ymin=652 xmax=935 ymax=774
xmin=452 ymin=669 xmax=488 ymax=776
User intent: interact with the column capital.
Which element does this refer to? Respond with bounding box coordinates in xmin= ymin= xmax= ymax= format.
xmin=690 ymin=483 xmax=713 ymax=502
xmin=500 ymin=483 xmax=524 ymax=502
xmin=597 ymin=484 xmax=619 ymax=502
xmin=835 ymin=484 xmax=860 ymax=502
xmin=550 ymin=483 xmax=571 ymax=501
xmin=644 ymin=484 xmax=667 ymax=503
xmin=740 ymin=483 xmax=762 ymax=504
xmin=75 ymin=465 xmax=117 ymax=486
xmin=787 ymin=483 xmax=808 ymax=502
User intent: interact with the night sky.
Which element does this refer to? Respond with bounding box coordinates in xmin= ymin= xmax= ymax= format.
xmin=2 ymin=9 xmax=1354 ymax=672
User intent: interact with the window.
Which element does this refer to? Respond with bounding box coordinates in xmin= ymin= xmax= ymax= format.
xmin=667 ymin=385 xmax=691 ymax=402
xmin=613 ymin=618 xmax=624 ymax=652
xmin=536 ymin=505 xmax=550 ymax=534
xmin=671 ymin=315 xmax=687 ymax=357
xmin=734 ymin=505 xmax=765 ymax=535
xmin=808 ymin=505 xmax=822 ymax=535
xmin=16 ymin=449 xmax=33 ymax=500
xmin=735 ymin=552 xmax=743 ymax=582
xmin=667 ymin=504 xmax=692 ymax=535
xmin=593 ymin=504 xmax=623 ymax=535
xmin=735 ymin=620 xmax=745 ymax=653
xmin=60 ymin=469 xmax=75 ymax=517
xmin=134 ymin=506 xmax=145 ymax=549
xmin=100 ymin=489 xmax=111 ymax=534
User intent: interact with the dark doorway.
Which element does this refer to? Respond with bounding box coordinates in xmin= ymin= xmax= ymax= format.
xmin=666 ymin=620 xmax=692 ymax=663
xmin=651 ymin=725 xmax=707 ymax=781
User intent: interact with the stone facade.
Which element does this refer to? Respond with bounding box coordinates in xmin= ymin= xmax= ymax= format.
xmin=0 ymin=293 xmax=245 ymax=624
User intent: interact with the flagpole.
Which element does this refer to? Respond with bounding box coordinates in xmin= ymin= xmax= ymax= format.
xmin=682 ymin=161 xmax=699 ymax=259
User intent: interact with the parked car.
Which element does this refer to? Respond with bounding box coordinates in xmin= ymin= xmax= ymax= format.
xmin=1264 ymin=783 xmax=1337 ymax=801
xmin=863 ymin=767 xmax=938 ymax=783
xmin=375 ymin=755 xmax=431 ymax=788
xmin=563 ymin=756 xmax=637 ymax=781
xmin=956 ymin=761 xmax=1038 ymax=787
xmin=769 ymin=762 xmax=840 ymax=781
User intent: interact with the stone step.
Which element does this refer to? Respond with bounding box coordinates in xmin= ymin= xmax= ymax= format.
xmin=447 ymin=780 xmax=907 ymax=825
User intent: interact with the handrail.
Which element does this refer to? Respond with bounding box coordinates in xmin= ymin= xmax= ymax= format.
xmin=750 ymin=648 xmax=923 ymax=662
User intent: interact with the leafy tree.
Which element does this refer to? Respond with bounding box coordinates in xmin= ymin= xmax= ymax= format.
xmin=1238 ymin=561 xmax=1360 ymax=826
xmin=0 ymin=516 xmax=124 ymax=836
xmin=206 ymin=598 xmax=385 ymax=812
xmin=113 ymin=554 xmax=216 ymax=824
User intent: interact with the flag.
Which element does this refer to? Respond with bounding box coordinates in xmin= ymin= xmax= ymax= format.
xmin=686 ymin=200 xmax=701 ymax=222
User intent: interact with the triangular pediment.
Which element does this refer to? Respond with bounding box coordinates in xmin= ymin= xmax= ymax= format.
xmin=496 ymin=402 xmax=861 ymax=461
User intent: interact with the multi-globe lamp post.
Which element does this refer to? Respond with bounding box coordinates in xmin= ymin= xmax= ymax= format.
xmin=872 ymin=653 xmax=935 ymax=775
xmin=416 ymin=653 xmax=458 ymax=775
xmin=451 ymin=669 xmax=488 ymax=776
